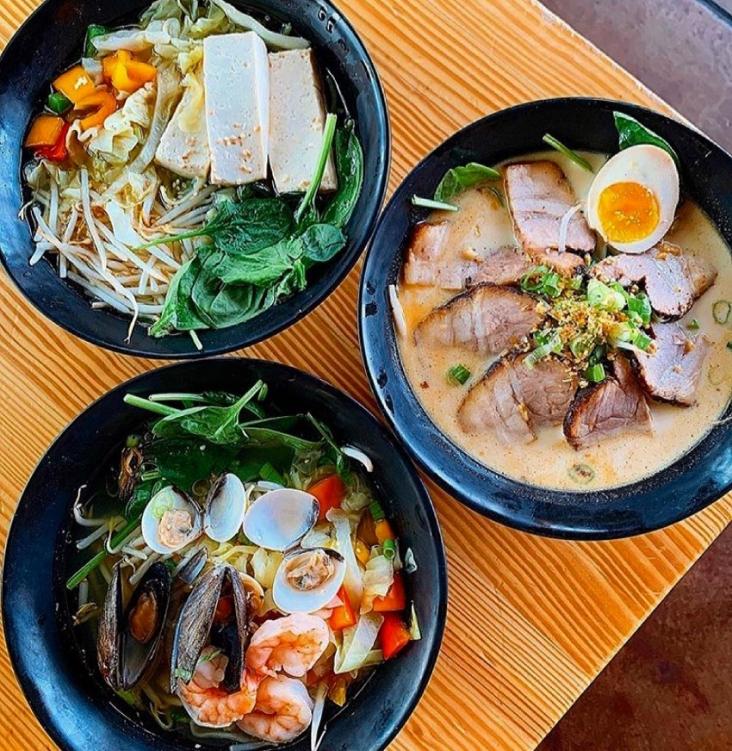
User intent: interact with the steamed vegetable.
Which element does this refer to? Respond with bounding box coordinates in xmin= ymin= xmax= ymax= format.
xmin=25 ymin=115 xmax=65 ymax=148
xmin=614 ymin=111 xmax=680 ymax=167
xmin=542 ymin=133 xmax=594 ymax=172
xmin=379 ymin=613 xmax=411 ymax=660
xmin=53 ymin=65 xmax=95 ymax=104
xmin=434 ymin=161 xmax=501 ymax=203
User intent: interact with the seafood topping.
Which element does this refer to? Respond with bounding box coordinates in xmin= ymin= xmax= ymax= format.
xmin=142 ymin=486 xmax=202 ymax=555
xmin=243 ymin=488 xmax=319 ymax=551
xmin=273 ymin=548 xmax=346 ymax=614
xmin=159 ymin=508 xmax=196 ymax=549
xmin=203 ymin=473 xmax=247 ymax=543
xmin=128 ymin=592 xmax=158 ymax=644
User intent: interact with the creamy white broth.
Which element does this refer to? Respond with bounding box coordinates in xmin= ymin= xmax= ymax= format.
xmin=397 ymin=150 xmax=732 ymax=491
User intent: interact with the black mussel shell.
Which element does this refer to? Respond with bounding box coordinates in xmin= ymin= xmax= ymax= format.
xmin=170 ymin=565 xmax=249 ymax=694
xmin=96 ymin=563 xmax=122 ymax=690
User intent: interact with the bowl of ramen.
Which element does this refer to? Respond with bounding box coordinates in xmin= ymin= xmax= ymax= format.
xmin=360 ymin=98 xmax=732 ymax=539
xmin=2 ymin=359 xmax=446 ymax=750
xmin=0 ymin=0 xmax=389 ymax=357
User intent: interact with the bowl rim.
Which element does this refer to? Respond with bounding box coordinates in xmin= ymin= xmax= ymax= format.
xmin=359 ymin=96 xmax=732 ymax=540
xmin=2 ymin=357 xmax=448 ymax=751
xmin=0 ymin=0 xmax=391 ymax=359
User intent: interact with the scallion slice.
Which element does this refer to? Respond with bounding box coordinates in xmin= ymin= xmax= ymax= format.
xmin=542 ymin=133 xmax=594 ymax=172
xmin=446 ymin=364 xmax=471 ymax=385
xmin=525 ymin=332 xmax=562 ymax=367
xmin=47 ymin=91 xmax=72 ymax=115
xmin=410 ymin=195 xmax=459 ymax=212
xmin=84 ymin=24 xmax=109 ymax=57
xmin=687 ymin=319 xmax=700 ymax=330
xmin=585 ymin=363 xmax=606 ymax=383
xmin=712 ymin=300 xmax=731 ymax=325
xmin=369 ymin=500 xmax=385 ymax=522
xmin=382 ymin=539 xmax=397 ymax=561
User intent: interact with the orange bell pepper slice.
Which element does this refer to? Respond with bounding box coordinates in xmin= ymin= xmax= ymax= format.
xmin=75 ymin=88 xmax=118 ymax=130
xmin=373 ymin=572 xmax=407 ymax=612
xmin=102 ymin=50 xmax=156 ymax=93
xmin=35 ymin=123 xmax=70 ymax=162
xmin=379 ymin=613 xmax=411 ymax=660
xmin=53 ymin=65 xmax=95 ymax=105
xmin=25 ymin=115 xmax=66 ymax=148
xmin=308 ymin=475 xmax=346 ymax=521
xmin=328 ymin=587 xmax=356 ymax=631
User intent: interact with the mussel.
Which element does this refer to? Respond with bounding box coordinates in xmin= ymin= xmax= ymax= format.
xmin=170 ymin=564 xmax=249 ymax=695
xmin=273 ymin=547 xmax=346 ymax=614
xmin=242 ymin=488 xmax=319 ymax=551
xmin=97 ymin=561 xmax=171 ymax=691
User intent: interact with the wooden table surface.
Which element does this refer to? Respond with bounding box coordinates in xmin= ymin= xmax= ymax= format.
xmin=0 ymin=0 xmax=730 ymax=749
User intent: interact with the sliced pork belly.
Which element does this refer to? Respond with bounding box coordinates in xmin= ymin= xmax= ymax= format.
xmin=563 ymin=355 xmax=652 ymax=449
xmin=414 ymin=285 xmax=543 ymax=355
xmin=403 ymin=223 xmax=532 ymax=289
xmin=504 ymin=160 xmax=596 ymax=256
xmin=634 ymin=323 xmax=710 ymax=406
xmin=591 ymin=242 xmax=717 ymax=318
xmin=458 ymin=354 xmax=577 ymax=444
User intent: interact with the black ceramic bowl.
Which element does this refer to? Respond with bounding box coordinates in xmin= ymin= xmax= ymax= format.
xmin=0 ymin=0 xmax=389 ymax=358
xmin=2 ymin=359 xmax=446 ymax=751
xmin=360 ymin=98 xmax=732 ymax=540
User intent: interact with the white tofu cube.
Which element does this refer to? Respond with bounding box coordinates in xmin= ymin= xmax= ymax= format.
xmin=155 ymin=69 xmax=211 ymax=179
xmin=269 ymin=49 xmax=337 ymax=194
xmin=203 ymin=32 xmax=269 ymax=185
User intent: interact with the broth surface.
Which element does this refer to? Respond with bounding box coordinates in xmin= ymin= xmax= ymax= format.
xmin=397 ymin=151 xmax=732 ymax=491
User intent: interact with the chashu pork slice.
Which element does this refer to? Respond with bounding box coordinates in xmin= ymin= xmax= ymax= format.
xmin=458 ymin=354 xmax=578 ymax=444
xmin=504 ymin=160 xmax=596 ymax=261
xmin=403 ymin=221 xmax=532 ymax=289
xmin=414 ymin=285 xmax=544 ymax=355
xmin=591 ymin=242 xmax=717 ymax=318
xmin=634 ymin=322 xmax=710 ymax=406
xmin=563 ymin=355 xmax=652 ymax=449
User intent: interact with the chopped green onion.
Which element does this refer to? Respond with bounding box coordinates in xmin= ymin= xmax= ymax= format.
xmin=369 ymin=500 xmax=385 ymax=522
xmin=588 ymin=344 xmax=606 ymax=365
xmin=259 ymin=462 xmax=285 ymax=485
xmin=631 ymin=330 xmax=652 ymax=351
xmin=520 ymin=266 xmax=562 ymax=298
xmin=687 ymin=319 xmax=700 ymax=330
xmin=585 ymin=363 xmax=606 ymax=383
xmin=568 ymin=463 xmax=595 ymax=484
xmin=569 ymin=335 xmax=594 ymax=360
xmin=140 ymin=469 xmax=161 ymax=482
xmin=626 ymin=293 xmax=652 ymax=326
xmin=65 ymin=515 xmax=141 ymax=589
xmin=712 ymin=300 xmax=731 ymax=325
xmin=446 ymin=364 xmax=471 ymax=386
xmin=410 ymin=195 xmax=459 ymax=212
xmin=84 ymin=24 xmax=109 ymax=57
xmin=46 ymin=91 xmax=72 ymax=115
xmin=587 ymin=278 xmax=626 ymax=311
xmin=525 ymin=332 xmax=562 ymax=367
xmin=125 ymin=434 xmax=141 ymax=448
xmin=542 ymin=133 xmax=594 ymax=172
xmin=382 ymin=539 xmax=397 ymax=561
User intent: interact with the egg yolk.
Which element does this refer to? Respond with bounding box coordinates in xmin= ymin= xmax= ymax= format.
xmin=597 ymin=181 xmax=660 ymax=243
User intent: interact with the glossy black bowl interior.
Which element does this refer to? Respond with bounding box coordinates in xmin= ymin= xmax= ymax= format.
xmin=2 ymin=359 xmax=446 ymax=751
xmin=0 ymin=0 xmax=389 ymax=358
xmin=360 ymin=98 xmax=732 ymax=540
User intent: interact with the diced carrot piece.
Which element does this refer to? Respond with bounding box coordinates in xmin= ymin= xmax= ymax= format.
xmin=308 ymin=475 xmax=347 ymax=521
xmin=379 ymin=613 xmax=411 ymax=660
xmin=25 ymin=115 xmax=65 ymax=148
xmin=373 ymin=572 xmax=407 ymax=612
xmin=53 ymin=65 xmax=95 ymax=104
xmin=328 ymin=587 xmax=357 ymax=631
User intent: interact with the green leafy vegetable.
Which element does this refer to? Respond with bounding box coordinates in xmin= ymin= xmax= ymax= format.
xmin=521 ymin=266 xmax=563 ymax=299
xmin=525 ymin=332 xmax=562 ymax=367
xmin=295 ymin=112 xmax=338 ymax=226
xmin=585 ymin=363 xmax=606 ymax=383
xmin=322 ymin=120 xmax=364 ymax=228
xmin=613 ymin=111 xmax=680 ymax=167
xmin=446 ymin=364 xmax=471 ymax=385
xmin=84 ymin=24 xmax=109 ymax=57
xmin=433 ymin=162 xmax=501 ymax=203
xmin=542 ymin=134 xmax=594 ymax=172
xmin=410 ymin=195 xmax=458 ymax=212
xmin=47 ymin=92 xmax=72 ymax=115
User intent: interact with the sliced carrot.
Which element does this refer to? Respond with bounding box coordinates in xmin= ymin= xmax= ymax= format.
xmin=102 ymin=50 xmax=156 ymax=93
xmin=373 ymin=572 xmax=407 ymax=612
xmin=75 ymin=88 xmax=117 ymax=130
xmin=25 ymin=115 xmax=65 ymax=148
xmin=328 ymin=587 xmax=356 ymax=631
xmin=308 ymin=475 xmax=346 ymax=521
xmin=379 ymin=613 xmax=411 ymax=660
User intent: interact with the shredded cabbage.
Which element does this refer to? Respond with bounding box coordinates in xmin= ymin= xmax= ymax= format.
xmin=210 ymin=0 xmax=310 ymax=49
xmin=87 ymin=85 xmax=154 ymax=165
xmin=92 ymin=25 xmax=174 ymax=54
xmin=300 ymin=523 xmax=335 ymax=550
xmin=105 ymin=200 xmax=146 ymax=247
xmin=359 ymin=554 xmax=394 ymax=614
xmin=327 ymin=509 xmax=363 ymax=608
xmin=333 ymin=613 xmax=383 ymax=674
xmin=178 ymin=67 xmax=205 ymax=133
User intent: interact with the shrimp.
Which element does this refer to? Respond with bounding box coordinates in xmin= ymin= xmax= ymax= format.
xmin=245 ymin=613 xmax=330 ymax=678
xmin=177 ymin=646 xmax=260 ymax=728
xmin=237 ymin=675 xmax=314 ymax=743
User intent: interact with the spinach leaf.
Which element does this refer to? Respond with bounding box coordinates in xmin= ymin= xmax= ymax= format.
xmin=434 ymin=162 xmax=501 ymax=203
xmin=227 ymin=445 xmax=295 ymax=483
xmin=300 ymin=224 xmax=346 ymax=263
xmin=124 ymin=476 xmax=161 ymax=518
xmin=152 ymin=381 xmax=266 ymax=444
xmin=322 ymin=121 xmax=364 ymax=228
xmin=613 ymin=111 xmax=680 ymax=166
xmin=149 ymin=257 xmax=209 ymax=337
xmin=295 ymin=113 xmax=338 ymax=226
xmin=148 ymin=438 xmax=238 ymax=491
xmin=206 ymin=284 xmax=277 ymax=328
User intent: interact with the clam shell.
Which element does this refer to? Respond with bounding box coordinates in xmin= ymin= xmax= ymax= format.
xmin=242 ymin=488 xmax=319 ymax=551
xmin=273 ymin=548 xmax=346 ymax=614
xmin=141 ymin=486 xmax=202 ymax=554
xmin=204 ymin=473 xmax=247 ymax=543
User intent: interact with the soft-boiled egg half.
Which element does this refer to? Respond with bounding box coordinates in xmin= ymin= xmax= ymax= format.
xmin=586 ymin=144 xmax=679 ymax=254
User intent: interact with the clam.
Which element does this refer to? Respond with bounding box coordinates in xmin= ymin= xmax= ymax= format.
xmin=203 ymin=473 xmax=247 ymax=543
xmin=141 ymin=486 xmax=202 ymax=555
xmin=171 ymin=565 xmax=249 ymax=696
xmin=242 ymin=488 xmax=319 ymax=551
xmin=97 ymin=561 xmax=171 ymax=691
xmin=273 ymin=547 xmax=346 ymax=614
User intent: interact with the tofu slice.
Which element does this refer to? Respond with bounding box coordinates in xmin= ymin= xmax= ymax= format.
xmin=268 ymin=49 xmax=337 ymax=194
xmin=155 ymin=68 xmax=210 ymax=179
xmin=203 ymin=32 xmax=269 ymax=185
